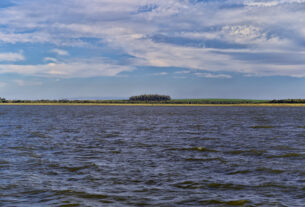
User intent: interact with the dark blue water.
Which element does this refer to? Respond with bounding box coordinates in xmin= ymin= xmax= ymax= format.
xmin=0 ymin=106 xmax=304 ymax=206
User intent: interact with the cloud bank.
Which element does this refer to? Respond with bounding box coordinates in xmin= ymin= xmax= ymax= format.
xmin=0 ymin=0 xmax=305 ymax=78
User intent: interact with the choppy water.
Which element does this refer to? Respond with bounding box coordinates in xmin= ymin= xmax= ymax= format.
xmin=0 ymin=106 xmax=305 ymax=206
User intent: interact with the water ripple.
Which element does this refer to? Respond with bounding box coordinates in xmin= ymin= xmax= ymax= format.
xmin=0 ymin=106 xmax=304 ymax=206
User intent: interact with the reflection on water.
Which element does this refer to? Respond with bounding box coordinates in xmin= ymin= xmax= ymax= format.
xmin=0 ymin=106 xmax=305 ymax=206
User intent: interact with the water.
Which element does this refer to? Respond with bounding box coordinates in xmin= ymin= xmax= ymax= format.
xmin=0 ymin=106 xmax=304 ymax=206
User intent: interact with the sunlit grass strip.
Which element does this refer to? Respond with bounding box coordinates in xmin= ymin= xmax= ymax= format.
xmin=2 ymin=103 xmax=305 ymax=107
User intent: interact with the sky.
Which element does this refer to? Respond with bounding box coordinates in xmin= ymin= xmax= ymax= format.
xmin=0 ymin=0 xmax=305 ymax=99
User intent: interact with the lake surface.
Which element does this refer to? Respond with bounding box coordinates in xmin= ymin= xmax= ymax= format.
xmin=0 ymin=106 xmax=304 ymax=206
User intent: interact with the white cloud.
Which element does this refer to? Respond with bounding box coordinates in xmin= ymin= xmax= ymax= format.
xmin=0 ymin=82 xmax=7 ymax=87
xmin=0 ymin=0 xmax=304 ymax=77
xmin=51 ymin=49 xmax=69 ymax=56
xmin=245 ymin=0 xmax=305 ymax=7
xmin=175 ymin=70 xmax=191 ymax=74
xmin=0 ymin=59 xmax=134 ymax=78
xmin=14 ymin=80 xmax=43 ymax=86
xmin=153 ymin=72 xmax=168 ymax=76
xmin=244 ymin=1 xmax=280 ymax=7
xmin=0 ymin=30 xmax=51 ymax=44
xmin=44 ymin=57 xmax=57 ymax=62
xmin=0 ymin=52 xmax=25 ymax=62
xmin=194 ymin=73 xmax=232 ymax=79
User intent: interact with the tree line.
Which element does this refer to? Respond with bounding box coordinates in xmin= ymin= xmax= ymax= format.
xmin=0 ymin=94 xmax=172 ymax=103
xmin=2 ymin=96 xmax=305 ymax=104
xmin=269 ymin=99 xmax=305 ymax=103
xmin=129 ymin=94 xmax=171 ymax=102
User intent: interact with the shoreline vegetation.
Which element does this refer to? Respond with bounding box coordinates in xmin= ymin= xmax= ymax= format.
xmin=1 ymin=94 xmax=305 ymax=106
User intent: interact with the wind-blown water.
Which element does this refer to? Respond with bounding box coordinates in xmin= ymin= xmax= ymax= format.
xmin=0 ymin=106 xmax=304 ymax=206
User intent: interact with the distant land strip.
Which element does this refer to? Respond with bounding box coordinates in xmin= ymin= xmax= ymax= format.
xmin=2 ymin=103 xmax=305 ymax=107
xmin=1 ymin=98 xmax=305 ymax=106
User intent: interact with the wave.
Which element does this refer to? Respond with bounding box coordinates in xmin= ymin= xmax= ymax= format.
xmin=170 ymin=146 xmax=218 ymax=152
xmin=251 ymin=126 xmax=274 ymax=129
xmin=199 ymin=199 xmax=250 ymax=206
xmin=267 ymin=153 xmax=304 ymax=158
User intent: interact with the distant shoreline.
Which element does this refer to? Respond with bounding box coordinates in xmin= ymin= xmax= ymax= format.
xmin=1 ymin=103 xmax=305 ymax=107
xmin=1 ymin=98 xmax=305 ymax=106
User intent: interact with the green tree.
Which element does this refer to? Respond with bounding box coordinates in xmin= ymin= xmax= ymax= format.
xmin=0 ymin=97 xmax=7 ymax=103
xmin=129 ymin=94 xmax=171 ymax=102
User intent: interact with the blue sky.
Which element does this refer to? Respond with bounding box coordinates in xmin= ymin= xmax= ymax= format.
xmin=0 ymin=0 xmax=305 ymax=99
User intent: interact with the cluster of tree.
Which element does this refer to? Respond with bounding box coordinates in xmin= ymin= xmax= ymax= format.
xmin=129 ymin=94 xmax=171 ymax=102
xmin=269 ymin=99 xmax=305 ymax=103
xmin=0 ymin=97 xmax=7 ymax=103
